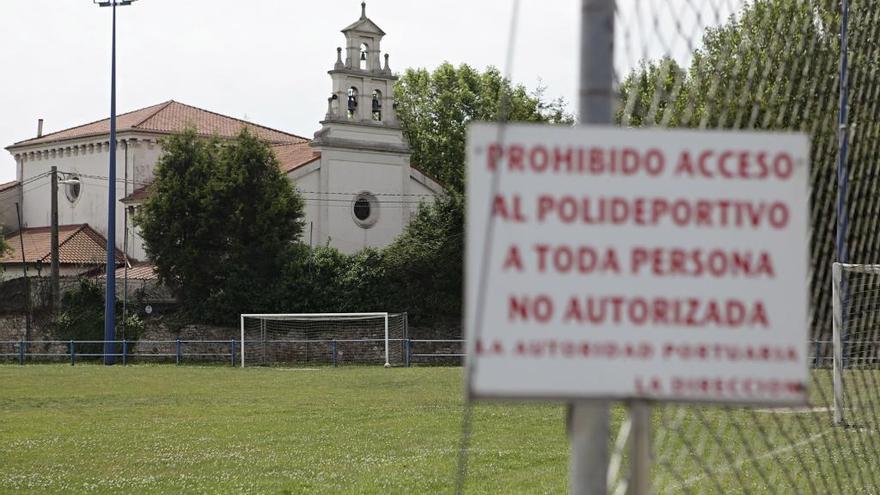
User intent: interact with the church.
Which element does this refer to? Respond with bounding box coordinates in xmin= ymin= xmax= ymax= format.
xmin=0 ymin=3 xmax=441 ymax=278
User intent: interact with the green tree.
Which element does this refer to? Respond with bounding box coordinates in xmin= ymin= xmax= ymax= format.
xmin=0 ymin=232 xmax=8 ymax=259
xmin=395 ymin=62 xmax=572 ymax=194
xmin=50 ymin=279 xmax=144 ymax=342
xmin=386 ymin=64 xmax=571 ymax=323
xmin=617 ymin=1 xmax=839 ymax=130
xmin=137 ymin=128 xmax=305 ymax=322
xmin=383 ymin=194 xmax=463 ymax=323
xmin=616 ymin=0 xmax=880 ymax=338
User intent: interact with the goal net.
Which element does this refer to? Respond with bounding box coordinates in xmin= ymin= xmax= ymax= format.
xmin=832 ymin=263 xmax=880 ymax=426
xmin=239 ymin=313 xmax=407 ymax=367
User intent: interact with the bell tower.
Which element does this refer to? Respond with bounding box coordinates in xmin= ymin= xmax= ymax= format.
xmin=317 ymin=1 xmax=401 ymax=130
xmin=302 ymin=2 xmax=426 ymax=254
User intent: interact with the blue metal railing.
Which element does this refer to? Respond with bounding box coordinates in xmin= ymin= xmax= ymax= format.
xmin=1 ymin=339 xmax=242 ymax=367
xmin=0 ymin=339 xmax=857 ymax=368
xmin=0 ymin=339 xmax=862 ymax=368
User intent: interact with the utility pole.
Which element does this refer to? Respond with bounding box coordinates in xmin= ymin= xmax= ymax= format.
xmin=15 ymin=203 xmax=31 ymax=350
xmin=50 ymin=166 xmax=60 ymax=309
xmin=95 ymin=0 xmax=138 ymax=365
xmin=570 ymin=1 xmax=614 ymax=494
xmin=836 ymin=0 xmax=849 ymax=265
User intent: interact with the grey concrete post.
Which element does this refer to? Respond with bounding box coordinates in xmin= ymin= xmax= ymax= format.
xmin=628 ymin=401 xmax=652 ymax=495
xmin=570 ymin=1 xmax=614 ymax=494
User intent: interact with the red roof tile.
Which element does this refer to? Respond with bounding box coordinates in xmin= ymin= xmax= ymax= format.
xmin=0 ymin=224 xmax=124 ymax=265
xmin=272 ymin=143 xmax=321 ymax=173
xmin=121 ymin=185 xmax=152 ymax=204
xmin=9 ymin=101 xmax=308 ymax=148
xmin=114 ymin=144 xmax=320 ymax=205
xmin=0 ymin=180 xmax=20 ymax=194
xmin=101 ymin=262 xmax=158 ymax=280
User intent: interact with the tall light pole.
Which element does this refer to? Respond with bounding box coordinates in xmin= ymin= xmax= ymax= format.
xmin=95 ymin=0 xmax=138 ymax=365
xmin=837 ymin=0 xmax=849 ymax=266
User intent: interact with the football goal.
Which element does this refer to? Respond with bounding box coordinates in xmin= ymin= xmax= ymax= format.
xmin=239 ymin=313 xmax=408 ymax=368
xmin=832 ymin=263 xmax=880 ymax=426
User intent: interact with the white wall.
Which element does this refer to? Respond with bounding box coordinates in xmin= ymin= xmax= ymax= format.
xmin=10 ymin=129 xmax=441 ymax=261
xmin=305 ymin=147 xmax=439 ymax=254
xmin=10 ymin=133 xmax=162 ymax=262
xmin=290 ymin=163 xmax=321 ymax=248
xmin=0 ymin=182 xmax=20 ymax=234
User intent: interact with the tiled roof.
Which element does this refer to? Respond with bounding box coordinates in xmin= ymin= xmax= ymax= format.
xmin=9 ymin=101 xmax=309 ymax=148
xmin=121 ymin=185 xmax=152 ymax=204
xmin=101 ymin=262 xmax=158 ymax=280
xmin=410 ymin=165 xmax=443 ymax=188
xmin=0 ymin=224 xmax=124 ymax=265
xmin=272 ymin=143 xmax=321 ymax=173
xmin=118 ymin=145 xmax=320 ymax=205
xmin=0 ymin=180 xmax=20 ymax=194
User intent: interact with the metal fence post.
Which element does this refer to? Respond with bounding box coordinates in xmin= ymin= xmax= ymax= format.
xmin=69 ymin=340 xmax=75 ymax=366
xmin=176 ymin=338 xmax=182 ymax=366
xmin=331 ymin=339 xmax=337 ymax=368
xmin=231 ymin=339 xmax=236 ymax=367
xmin=570 ymin=1 xmax=613 ymax=494
xmin=406 ymin=338 xmax=412 ymax=367
xmin=18 ymin=338 xmax=24 ymax=366
xmin=122 ymin=339 xmax=128 ymax=366
xmin=629 ymin=401 xmax=652 ymax=495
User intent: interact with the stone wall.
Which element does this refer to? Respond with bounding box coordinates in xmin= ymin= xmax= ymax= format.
xmin=0 ymin=312 xmax=236 ymax=342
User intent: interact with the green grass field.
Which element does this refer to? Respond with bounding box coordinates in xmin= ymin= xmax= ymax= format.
xmin=1 ymin=365 xmax=879 ymax=494
xmin=0 ymin=365 xmax=570 ymax=494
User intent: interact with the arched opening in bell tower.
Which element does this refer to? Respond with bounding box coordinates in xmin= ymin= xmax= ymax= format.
xmin=371 ymin=90 xmax=382 ymax=121
xmin=347 ymin=87 xmax=359 ymax=119
xmin=359 ymin=43 xmax=369 ymax=70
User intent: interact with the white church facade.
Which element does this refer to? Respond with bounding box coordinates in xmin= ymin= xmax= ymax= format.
xmin=1 ymin=3 xmax=441 ymax=276
xmin=295 ymin=3 xmax=441 ymax=251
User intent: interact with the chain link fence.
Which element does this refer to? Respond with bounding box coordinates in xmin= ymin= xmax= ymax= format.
xmin=608 ymin=1 xmax=880 ymax=493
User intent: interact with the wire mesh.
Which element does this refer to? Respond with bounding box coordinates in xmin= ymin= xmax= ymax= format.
xmin=612 ymin=1 xmax=880 ymax=493
xmin=240 ymin=313 xmax=408 ymax=366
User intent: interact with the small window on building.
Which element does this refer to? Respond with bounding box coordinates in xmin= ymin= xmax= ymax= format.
xmin=352 ymin=192 xmax=379 ymax=228
xmin=354 ymin=198 xmax=370 ymax=220
xmin=64 ymin=175 xmax=81 ymax=203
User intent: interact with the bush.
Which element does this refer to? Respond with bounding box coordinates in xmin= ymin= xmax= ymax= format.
xmin=49 ymin=279 xmax=142 ymax=342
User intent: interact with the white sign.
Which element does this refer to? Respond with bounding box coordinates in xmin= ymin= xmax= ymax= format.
xmin=465 ymin=124 xmax=809 ymax=405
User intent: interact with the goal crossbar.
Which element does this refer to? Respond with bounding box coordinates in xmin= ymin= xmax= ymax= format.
xmin=240 ymin=312 xmax=390 ymax=368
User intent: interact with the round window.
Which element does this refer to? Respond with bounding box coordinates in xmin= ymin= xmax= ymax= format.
xmin=351 ymin=192 xmax=379 ymax=228
xmin=353 ymin=198 xmax=371 ymax=221
xmin=65 ymin=176 xmax=81 ymax=203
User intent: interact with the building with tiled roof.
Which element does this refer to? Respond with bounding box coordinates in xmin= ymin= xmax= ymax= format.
xmin=3 ymin=3 xmax=441 ymax=270
xmin=11 ymin=100 xmax=308 ymax=149
xmin=0 ymin=224 xmax=125 ymax=280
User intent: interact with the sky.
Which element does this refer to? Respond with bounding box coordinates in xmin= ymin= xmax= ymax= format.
xmin=0 ymin=0 xmax=742 ymax=183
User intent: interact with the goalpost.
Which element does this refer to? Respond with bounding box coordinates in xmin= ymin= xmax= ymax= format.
xmin=239 ymin=313 xmax=407 ymax=368
xmin=832 ymin=263 xmax=880 ymax=426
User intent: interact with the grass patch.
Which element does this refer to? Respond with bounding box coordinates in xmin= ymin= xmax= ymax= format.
xmin=0 ymin=366 xmax=877 ymax=494
xmin=0 ymin=365 xmax=569 ymax=494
